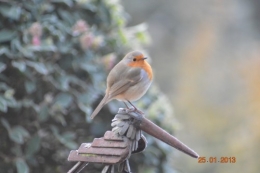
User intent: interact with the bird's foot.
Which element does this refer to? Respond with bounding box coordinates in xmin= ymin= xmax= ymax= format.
xmin=117 ymin=107 xmax=144 ymax=124
xmin=124 ymin=106 xmax=144 ymax=115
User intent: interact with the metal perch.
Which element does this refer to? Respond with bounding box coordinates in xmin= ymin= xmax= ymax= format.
xmin=67 ymin=108 xmax=199 ymax=173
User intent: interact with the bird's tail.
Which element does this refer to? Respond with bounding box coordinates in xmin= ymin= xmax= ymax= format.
xmin=90 ymin=94 xmax=110 ymax=119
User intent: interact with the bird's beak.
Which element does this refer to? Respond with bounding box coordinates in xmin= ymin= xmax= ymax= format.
xmin=142 ymin=57 xmax=147 ymax=60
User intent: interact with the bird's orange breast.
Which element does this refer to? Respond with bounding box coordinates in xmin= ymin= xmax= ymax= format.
xmin=128 ymin=60 xmax=153 ymax=80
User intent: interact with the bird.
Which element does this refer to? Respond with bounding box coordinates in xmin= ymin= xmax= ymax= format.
xmin=90 ymin=50 xmax=153 ymax=119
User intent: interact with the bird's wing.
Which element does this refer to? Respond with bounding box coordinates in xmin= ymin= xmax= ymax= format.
xmin=108 ymin=68 xmax=143 ymax=99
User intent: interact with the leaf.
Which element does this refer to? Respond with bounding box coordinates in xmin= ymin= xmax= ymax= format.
xmin=78 ymin=102 xmax=92 ymax=115
xmin=51 ymin=126 xmax=77 ymax=149
xmin=9 ymin=126 xmax=30 ymax=144
xmin=0 ymin=82 xmax=10 ymax=90
xmin=80 ymin=3 xmax=97 ymax=12
xmin=54 ymin=92 xmax=73 ymax=108
xmin=78 ymin=102 xmax=92 ymax=122
xmin=12 ymin=61 xmax=26 ymax=72
xmin=1 ymin=118 xmax=11 ymax=131
xmin=0 ymin=5 xmax=22 ymax=20
xmin=4 ymin=89 xmax=15 ymax=98
xmin=25 ymin=134 xmax=41 ymax=157
xmin=0 ymin=47 xmax=11 ymax=56
xmin=15 ymin=158 xmax=29 ymax=173
xmin=57 ymin=9 xmax=74 ymax=25
xmin=58 ymin=75 xmax=70 ymax=91
xmin=25 ymin=81 xmax=36 ymax=94
xmin=4 ymin=97 xmax=17 ymax=108
xmin=52 ymin=0 xmax=73 ymax=7
xmin=3 ymin=89 xmax=17 ymax=108
xmin=38 ymin=104 xmax=49 ymax=122
xmin=0 ymin=30 xmax=16 ymax=43
xmin=0 ymin=62 xmax=6 ymax=73
xmin=62 ymin=131 xmax=76 ymax=141
xmin=0 ymin=96 xmax=7 ymax=112
xmin=26 ymin=61 xmax=48 ymax=75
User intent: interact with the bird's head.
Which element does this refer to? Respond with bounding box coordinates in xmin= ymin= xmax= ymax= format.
xmin=123 ymin=51 xmax=148 ymax=65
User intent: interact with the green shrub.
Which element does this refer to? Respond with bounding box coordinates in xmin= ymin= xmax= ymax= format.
xmin=0 ymin=0 xmax=176 ymax=172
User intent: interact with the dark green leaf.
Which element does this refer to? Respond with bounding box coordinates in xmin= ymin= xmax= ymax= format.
xmin=62 ymin=131 xmax=76 ymax=140
xmin=25 ymin=81 xmax=36 ymax=94
xmin=51 ymin=126 xmax=77 ymax=149
xmin=1 ymin=118 xmax=11 ymax=131
xmin=3 ymin=90 xmax=17 ymax=107
xmin=38 ymin=104 xmax=49 ymax=122
xmin=0 ymin=47 xmax=11 ymax=56
xmin=9 ymin=126 xmax=30 ymax=144
xmin=58 ymin=9 xmax=74 ymax=25
xmin=78 ymin=102 xmax=92 ymax=122
xmin=80 ymin=3 xmax=97 ymax=12
xmin=54 ymin=92 xmax=73 ymax=108
xmin=0 ymin=62 xmax=6 ymax=73
xmin=0 ymin=30 xmax=16 ymax=43
xmin=25 ymin=134 xmax=41 ymax=157
xmin=12 ymin=61 xmax=26 ymax=72
xmin=4 ymin=89 xmax=15 ymax=99
xmin=26 ymin=61 xmax=48 ymax=75
xmin=52 ymin=0 xmax=73 ymax=7
xmin=0 ymin=96 xmax=7 ymax=112
xmin=4 ymin=97 xmax=17 ymax=108
xmin=15 ymin=158 xmax=29 ymax=173
xmin=0 ymin=82 xmax=10 ymax=90
xmin=0 ymin=5 xmax=21 ymax=20
xmin=58 ymin=76 xmax=70 ymax=91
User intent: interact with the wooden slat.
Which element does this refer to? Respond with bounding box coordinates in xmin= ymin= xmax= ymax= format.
xmin=78 ymin=147 xmax=128 ymax=156
xmin=91 ymin=138 xmax=127 ymax=148
xmin=68 ymin=150 xmax=125 ymax=164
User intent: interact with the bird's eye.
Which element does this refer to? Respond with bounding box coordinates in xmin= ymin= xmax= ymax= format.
xmin=133 ymin=58 xmax=136 ymax=61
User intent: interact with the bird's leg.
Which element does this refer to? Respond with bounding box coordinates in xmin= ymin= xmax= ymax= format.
xmin=123 ymin=102 xmax=130 ymax=109
xmin=127 ymin=100 xmax=144 ymax=114
xmin=123 ymin=102 xmax=136 ymax=112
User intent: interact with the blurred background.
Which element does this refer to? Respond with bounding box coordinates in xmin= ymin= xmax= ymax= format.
xmin=123 ymin=0 xmax=260 ymax=173
xmin=0 ymin=0 xmax=259 ymax=173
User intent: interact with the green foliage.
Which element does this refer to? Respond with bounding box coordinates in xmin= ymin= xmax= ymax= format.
xmin=0 ymin=0 xmax=176 ymax=172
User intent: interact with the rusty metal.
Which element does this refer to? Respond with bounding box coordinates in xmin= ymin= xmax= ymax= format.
xmin=67 ymin=108 xmax=199 ymax=173
xmin=124 ymin=109 xmax=199 ymax=158
xmin=68 ymin=132 xmax=131 ymax=164
xmin=139 ymin=117 xmax=199 ymax=158
xmin=91 ymin=138 xmax=127 ymax=148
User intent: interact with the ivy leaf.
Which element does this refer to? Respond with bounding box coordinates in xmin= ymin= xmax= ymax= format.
xmin=12 ymin=61 xmax=26 ymax=72
xmin=15 ymin=158 xmax=29 ymax=173
xmin=25 ymin=134 xmax=41 ymax=158
xmin=0 ymin=5 xmax=22 ymax=20
xmin=1 ymin=118 xmax=11 ymax=131
xmin=25 ymin=81 xmax=36 ymax=94
xmin=0 ymin=30 xmax=16 ymax=43
xmin=9 ymin=126 xmax=30 ymax=144
xmin=38 ymin=104 xmax=49 ymax=122
xmin=0 ymin=96 xmax=7 ymax=112
xmin=54 ymin=92 xmax=73 ymax=108
xmin=52 ymin=0 xmax=73 ymax=7
xmin=26 ymin=61 xmax=48 ymax=75
xmin=4 ymin=89 xmax=17 ymax=107
xmin=0 ymin=62 xmax=6 ymax=73
xmin=51 ymin=126 xmax=77 ymax=149
xmin=0 ymin=47 xmax=11 ymax=56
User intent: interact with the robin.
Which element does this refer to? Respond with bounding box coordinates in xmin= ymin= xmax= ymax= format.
xmin=90 ymin=50 xmax=153 ymax=119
